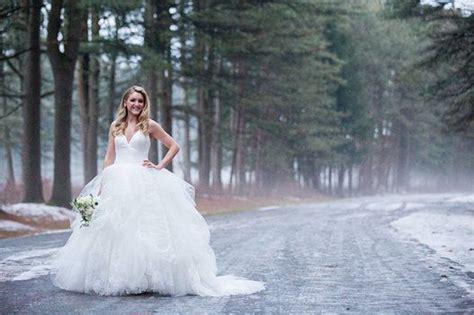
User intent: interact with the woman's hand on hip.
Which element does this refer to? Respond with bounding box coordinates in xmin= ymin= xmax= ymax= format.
xmin=142 ymin=159 xmax=163 ymax=170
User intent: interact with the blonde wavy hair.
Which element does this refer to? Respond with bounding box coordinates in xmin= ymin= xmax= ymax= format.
xmin=113 ymin=86 xmax=150 ymax=136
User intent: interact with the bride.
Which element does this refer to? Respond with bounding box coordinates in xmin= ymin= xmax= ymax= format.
xmin=51 ymin=85 xmax=265 ymax=297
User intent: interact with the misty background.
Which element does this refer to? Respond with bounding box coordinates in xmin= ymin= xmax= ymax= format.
xmin=0 ymin=0 xmax=473 ymax=207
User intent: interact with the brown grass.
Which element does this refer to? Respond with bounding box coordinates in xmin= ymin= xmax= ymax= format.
xmin=196 ymin=193 xmax=332 ymax=215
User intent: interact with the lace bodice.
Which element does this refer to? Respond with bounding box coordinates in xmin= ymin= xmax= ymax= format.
xmin=114 ymin=130 xmax=150 ymax=164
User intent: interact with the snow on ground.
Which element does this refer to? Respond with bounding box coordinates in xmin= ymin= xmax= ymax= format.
xmin=0 ymin=220 xmax=35 ymax=231
xmin=0 ymin=203 xmax=75 ymax=236
xmin=257 ymin=205 xmax=281 ymax=211
xmin=1 ymin=203 xmax=74 ymax=221
xmin=364 ymin=201 xmax=404 ymax=211
xmin=404 ymin=202 xmax=428 ymax=210
xmin=421 ymin=0 xmax=474 ymax=16
xmin=445 ymin=194 xmax=474 ymax=203
xmin=391 ymin=210 xmax=474 ymax=271
xmin=1 ymin=193 xmax=473 ymax=284
xmin=303 ymin=193 xmax=458 ymax=213
xmin=0 ymin=247 xmax=59 ymax=282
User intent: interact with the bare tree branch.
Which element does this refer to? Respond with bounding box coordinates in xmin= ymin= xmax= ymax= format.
xmin=0 ymin=104 xmax=21 ymax=120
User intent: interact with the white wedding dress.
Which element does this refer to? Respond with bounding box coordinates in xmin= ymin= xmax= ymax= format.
xmin=51 ymin=130 xmax=265 ymax=296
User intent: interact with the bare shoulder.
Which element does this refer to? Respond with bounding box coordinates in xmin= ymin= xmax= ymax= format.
xmin=148 ymin=119 xmax=163 ymax=132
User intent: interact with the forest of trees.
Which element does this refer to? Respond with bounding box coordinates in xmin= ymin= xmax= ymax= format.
xmin=1 ymin=0 xmax=473 ymax=207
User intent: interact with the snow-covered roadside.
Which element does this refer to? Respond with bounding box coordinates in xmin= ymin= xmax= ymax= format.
xmin=391 ymin=210 xmax=474 ymax=271
xmin=0 ymin=220 xmax=35 ymax=231
xmin=0 ymin=203 xmax=75 ymax=238
xmin=446 ymin=194 xmax=474 ymax=203
xmin=2 ymin=203 xmax=75 ymax=221
xmin=0 ymin=247 xmax=59 ymax=282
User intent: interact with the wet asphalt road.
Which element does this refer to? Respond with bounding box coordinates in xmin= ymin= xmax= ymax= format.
xmin=0 ymin=194 xmax=473 ymax=313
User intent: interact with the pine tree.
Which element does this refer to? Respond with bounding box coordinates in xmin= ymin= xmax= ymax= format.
xmin=21 ymin=0 xmax=44 ymax=202
xmin=47 ymin=0 xmax=83 ymax=206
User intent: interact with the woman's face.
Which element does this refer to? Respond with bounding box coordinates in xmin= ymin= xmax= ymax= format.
xmin=124 ymin=91 xmax=145 ymax=116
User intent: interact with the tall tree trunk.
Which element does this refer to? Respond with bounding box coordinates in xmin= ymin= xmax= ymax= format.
xmin=337 ymin=165 xmax=344 ymax=197
xmin=50 ymin=73 xmax=75 ymax=206
xmin=77 ymin=19 xmax=90 ymax=183
xmin=4 ymin=128 xmax=15 ymax=187
xmin=160 ymin=60 xmax=173 ymax=170
xmin=313 ymin=164 xmax=321 ymax=191
xmin=209 ymin=52 xmax=222 ymax=192
xmin=157 ymin=0 xmax=174 ymax=170
xmin=230 ymin=104 xmax=243 ymax=193
xmin=147 ymin=70 xmax=159 ymax=163
xmin=197 ymin=83 xmax=209 ymax=189
xmin=108 ymin=52 xmax=117 ymax=123
xmin=359 ymin=139 xmax=374 ymax=194
xmin=145 ymin=0 xmax=159 ymax=163
xmin=328 ymin=165 xmax=333 ymax=195
xmin=254 ymin=128 xmax=263 ymax=191
xmin=108 ymin=14 xmax=119 ymax=124
xmin=210 ymin=89 xmax=222 ymax=192
xmin=235 ymin=106 xmax=245 ymax=193
xmin=86 ymin=11 xmax=100 ymax=182
xmin=182 ymin=94 xmax=191 ymax=183
xmin=78 ymin=11 xmax=99 ymax=184
xmin=195 ymin=0 xmax=211 ymax=190
xmin=348 ymin=164 xmax=353 ymax=196
xmin=47 ymin=0 xmax=82 ymax=207
xmin=394 ymin=125 xmax=409 ymax=192
xmin=231 ymin=61 xmax=246 ymax=194
xmin=198 ymin=62 xmax=212 ymax=190
xmin=231 ymin=106 xmax=245 ymax=194
xmin=178 ymin=0 xmax=191 ymax=182
xmin=21 ymin=0 xmax=43 ymax=202
xmin=197 ymin=77 xmax=211 ymax=187
xmin=1 ymin=39 xmax=16 ymax=197
xmin=377 ymin=134 xmax=389 ymax=192
xmin=374 ymin=84 xmax=389 ymax=192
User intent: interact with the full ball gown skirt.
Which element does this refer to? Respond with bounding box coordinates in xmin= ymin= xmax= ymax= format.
xmin=51 ymin=130 xmax=265 ymax=296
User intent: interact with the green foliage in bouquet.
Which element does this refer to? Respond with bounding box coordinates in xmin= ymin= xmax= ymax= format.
xmin=71 ymin=194 xmax=99 ymax=227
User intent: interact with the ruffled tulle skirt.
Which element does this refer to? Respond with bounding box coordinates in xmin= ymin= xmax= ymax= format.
xmin=51 ymin=163 xmax=265 ymax=296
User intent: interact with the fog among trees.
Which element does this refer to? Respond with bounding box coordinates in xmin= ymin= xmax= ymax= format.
xmin=1 ymin=0 xmax=473 ymax=207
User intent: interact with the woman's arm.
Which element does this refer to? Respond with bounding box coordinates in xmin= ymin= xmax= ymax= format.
xmin=102 ymin=122 xmax=116 ymax=170
xmin=143 ymin=119 xmax=180 ymax=170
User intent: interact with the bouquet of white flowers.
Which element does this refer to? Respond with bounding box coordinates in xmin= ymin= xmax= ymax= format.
xmin=71 ymin=194 xmax=99 ymax=227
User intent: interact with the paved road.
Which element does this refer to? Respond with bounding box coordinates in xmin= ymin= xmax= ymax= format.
xmin=1 ymin=194 xmax=473 ymax=313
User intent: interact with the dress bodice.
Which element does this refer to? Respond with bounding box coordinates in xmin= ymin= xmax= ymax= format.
xmin=114 ymin=130 xmax=150 ymax=164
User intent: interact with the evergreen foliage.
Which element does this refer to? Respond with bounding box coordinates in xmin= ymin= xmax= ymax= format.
xmin=0 ymin=0 xmax=473 ymax=203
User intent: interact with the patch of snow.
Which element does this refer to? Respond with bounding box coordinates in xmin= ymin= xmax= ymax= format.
xmin=294 ymin=193 xmax=468 ymax=214
xmin=307 ymin=199 xmax=363 ymax=212
xmin=13 ymin=264 xmax=52 ymax=281
xmin=1 ymin=203 xmax=75 ymax=221
xmin=0 ymin=220 xmax=35 ymax=231
xmin=404 ymin=202 xmax=427 ymax=211
xmin=421 ymin=0 xmax=441 ymax=6
xmin=0 ymin=247 xmax=59 ymax=282
xmin=365 ymin=201 xmax=404 ymax=212
xmin=445 ymin=194 xmax=474 ymax=203
xmin=258 ymin=205 xmax=281 ymax=211
xmin=391 ymin=210 xmax=474 ymax=271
